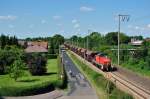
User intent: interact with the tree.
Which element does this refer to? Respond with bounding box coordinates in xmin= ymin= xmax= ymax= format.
xmin=0 ymin=34 xmax=19 ymax=49
xmin=89 ymin=32 xmax=105 ymax=50
xmin=27 ymin=53 xmax=47 ymax=75
xmin=0 ymin=46 xmax=24 ymax=74
xmin=9 ymin=59 xmax=25 ymax=81
xmin=105 ymin=32 xmax=130 ymax=45
xmin=105 ymin=32 xmax=118 ymax=45
xmin=49 ymin=34 xmax=64 ymax=54
xmin=130 ymin=35 xmax=143 ymax=40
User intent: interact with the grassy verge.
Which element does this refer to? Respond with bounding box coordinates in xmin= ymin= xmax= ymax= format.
xmin=0 ymin=58 xmax=64 ymax=96
xmin=67 ymin=51 xmax=133 ymax=99
xmin=112 ymin=59 xmax=150 ymax=78
xmin=121 ymin=62 xmax=150 ymax=78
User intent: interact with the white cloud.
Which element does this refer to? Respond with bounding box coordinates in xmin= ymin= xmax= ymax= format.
xmin=41 ymin=19 xmax=46 ymax=24
xmin=0 ymin=15 xmax=17 ymax=20
xmin=53 ymin=15 xmax=62 ymax=20
xmin=147 ymin=24 xmax=150 ymax=28
xmin=74 ymin=23 xmax=80 ymax=28
xmin=127 ymin=24 xmax=150 ymax=32
xmin=72 ymin=19 xmax=77 ymax=23
xmin=80 ymin=6 xmax=94 ymax=12
xmin=135 ymin=26 xmax=139 ymax=30
xmin=8 ymin=24 xmax=14 ymax=28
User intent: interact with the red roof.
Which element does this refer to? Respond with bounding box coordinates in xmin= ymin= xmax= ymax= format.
xmin=25 ymin=45 xmax=48 ymax=53
xmin=27 ymin=41 xmax=48 ymax=49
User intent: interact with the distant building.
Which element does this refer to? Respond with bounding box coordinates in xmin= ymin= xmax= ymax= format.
xmin=130 ymin=38 xmax=143 ymax=46
xmin=25 ymin=41 xmax=48 ymax=53
xmin=145 ymin=38 xmax=150 ymax=42
xmin=18 ymin=40 xmax=27 ymax=47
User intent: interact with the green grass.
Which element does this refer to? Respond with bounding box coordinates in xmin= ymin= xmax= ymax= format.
xmin=121 ymin=62 xmax=150 ymax=78
xmin=0 ymin=59 xmax=62 ymax=96
xmin=67 ymin=51 xmax=133 ymax=99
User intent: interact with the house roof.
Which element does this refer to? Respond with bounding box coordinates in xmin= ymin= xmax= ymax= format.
xmin=25 ymin=45 xmax=48 ymax=53
xmin=27 ymin=41 xmax=48 ymax=49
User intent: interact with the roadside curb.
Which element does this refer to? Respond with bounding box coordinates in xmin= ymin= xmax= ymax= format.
xmin=3 ymin=90 xmax=63 ymax=99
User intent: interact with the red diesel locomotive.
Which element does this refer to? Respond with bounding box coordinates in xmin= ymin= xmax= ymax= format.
xmin=92 ymin=53 xmax=112 ymax=71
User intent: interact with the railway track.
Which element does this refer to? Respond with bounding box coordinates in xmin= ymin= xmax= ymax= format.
xmin=111 ymin=72 xmax=150 ymax=99
xmin=69 ymin=50 xmax=150 ymax=99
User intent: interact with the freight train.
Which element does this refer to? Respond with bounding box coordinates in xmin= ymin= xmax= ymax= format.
xmin=64 ymin=43 xmax=115 ymax=71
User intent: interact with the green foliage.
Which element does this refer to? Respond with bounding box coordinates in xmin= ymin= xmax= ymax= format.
xmin=0 ymin=59 xmax=61 ymax=96
xmin=9 ymin=59 xmax=25 ymax=81
xmin=130 ymin=35 xmax=143 ymax=40
xmin=105 ymin=32 xmax=130 ymax=45
xmin=0 ymin=34 xmax=19 ymax=49
xmin=0 ymin=46 xmax=24 ymax=74
xmin=27 ymin=53 xmax=47 ymax=75
xmin=105 ymin=32 xmax=118 ymax=45
xmin=49 ymin=34 xmax=64 ymax=54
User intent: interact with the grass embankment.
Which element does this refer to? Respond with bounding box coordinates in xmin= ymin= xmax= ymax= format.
xmin=0 ymin=59 xmax=64 ymax=96
xmin=67 ymin=51 xmax=133 ymax=99
xmin=111 ymin=59 xmax=150 ymax=78
xmin=121 ymin=62 xmax=150 ymax=77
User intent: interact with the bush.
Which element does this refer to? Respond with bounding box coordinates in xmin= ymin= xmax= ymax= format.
xmin=0 ymin=46 xmax=24 ymax=74
xmin=9 ymin=59 xmax=25 ymax=81
xmin=27 ymin=53 xmax=47 ymax=75
xmin=0 ymin=63 xmax=5 ymax=75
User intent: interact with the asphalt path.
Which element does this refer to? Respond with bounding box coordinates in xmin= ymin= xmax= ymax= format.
xmin=60 ymin=51 xmax=98 ymax=99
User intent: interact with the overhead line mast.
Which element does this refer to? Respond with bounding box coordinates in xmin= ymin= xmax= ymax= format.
xmin=118 ymin=14 xmax=130 ymax=66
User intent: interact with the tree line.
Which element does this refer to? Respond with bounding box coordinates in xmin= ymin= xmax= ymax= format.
xmin=0 ymin=34 xmax=19 ymax=49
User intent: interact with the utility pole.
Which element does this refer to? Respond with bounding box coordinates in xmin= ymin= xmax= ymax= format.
xmin=77 ymin=33 xmax=80 ymax=47
xmin=118 ymin=14 xmax=130 ymax=66
xmin=87 ymin=29 xmax=90 ymax=50
xmin=72 ymin=38 xmax=73 ymax=45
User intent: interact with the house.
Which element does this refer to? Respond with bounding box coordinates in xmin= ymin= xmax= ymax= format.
xmin=130 ymin=38 xmax=143 ymax=46
xmin=145 ymin=38 xmax=150 ymax=42
xmin=25 ymin=41 xmax=48 ymax=53
xmin=27 ymin=41 xmax=48 ymax=49
xmin=18 ymin=40 xmax=27 ymax=47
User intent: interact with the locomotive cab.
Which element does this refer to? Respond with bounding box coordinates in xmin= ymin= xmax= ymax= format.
xmin=94 ymin=52 xmax=112 ymax=71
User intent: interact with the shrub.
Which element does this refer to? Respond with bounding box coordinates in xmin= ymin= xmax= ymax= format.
xmin=0 ymin=46 xmax=24 ymax=74
xmin=9 ymin=59 xmax=25 ymax=81
xmin=27 ymin=53 xmax=47 ymax=75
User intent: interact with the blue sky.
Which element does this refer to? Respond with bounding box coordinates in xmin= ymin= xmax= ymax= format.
xmin=0 ymin=0 xmax=150 ymax=38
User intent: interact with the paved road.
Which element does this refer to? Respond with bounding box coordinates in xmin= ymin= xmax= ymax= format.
xmin=59 ymin=51 xmax=98 ymax=99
